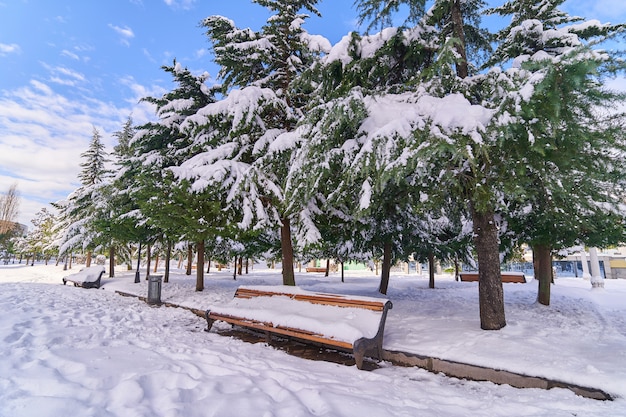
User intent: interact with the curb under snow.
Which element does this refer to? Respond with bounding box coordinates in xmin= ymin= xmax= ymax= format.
xmin=115 ymin=290 xmax=613 ymax=401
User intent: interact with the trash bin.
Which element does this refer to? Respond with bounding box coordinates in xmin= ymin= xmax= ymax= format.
xmin=147 ymin=275 xmax=162 ymax=305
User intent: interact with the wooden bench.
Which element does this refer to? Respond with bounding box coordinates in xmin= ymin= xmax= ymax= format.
xmin=205 ymin=286 xmax=393 ymax=369
xmin=459 ymin=272 xmax=527 ymax=283
xmin=62 ymin=265 xmax=106 ymax=289
xmin=305 ymin=267 xmax=327 ymax=273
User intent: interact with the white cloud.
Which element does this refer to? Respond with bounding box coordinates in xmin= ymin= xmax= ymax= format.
xmin=40 ymin=63 xmax=86 ymax=86
xmin=563 ymin=0 xmax=626 ymax=22
xmin=163 ymin=0 xmax=196 ymax=10
xmin=194 ymin=48 xmax=208 ymax=59
xmin=108 ymin=24 xmax=135 ymax=46
xmin=0 ymin=42 xmax=20 ymax=56
xmin=0 ymin=78 xmax=156 ymax=225
xmin=61 ymin=49 xmax=80 ymax=60
xmin=142 ymin=48 xmax=157 ymax=63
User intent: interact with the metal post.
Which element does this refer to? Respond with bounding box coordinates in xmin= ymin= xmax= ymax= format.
xmin=135 ymin=242 xmax=142 ymax=283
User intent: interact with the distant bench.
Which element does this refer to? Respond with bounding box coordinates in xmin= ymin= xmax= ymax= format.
xmin=205 ymin=286 xmax=393 ymax=369
xmin=459 ymin=272 xmax=527 ymax=283
xmin=62 ymin=266 xmax=106 ymax=289
xmin=305 ymin=267 xmax=327 ymax=273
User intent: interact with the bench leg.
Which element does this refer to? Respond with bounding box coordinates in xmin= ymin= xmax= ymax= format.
xmin=353 ymin=340 xmax=367 ymax=370
xmin=205 ymin=310 xmax=215 ymax=332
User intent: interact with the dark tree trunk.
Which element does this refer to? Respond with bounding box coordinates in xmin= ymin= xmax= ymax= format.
xmin=207 ymin=258 xmax=211 ymax=274
xmin=164 ymin=240 xmax=172 ymax=283
xmin=534 ymin=244 xmax=552 ymax=306
xmin=280 ymin=217 xmax=296 ymax=286
xmin=233 ymin=256 xmax=237 ymax=280
xmin=471 ymin=204 xmax=506 ymax=330
xmin=428 ymin=252 xmax=435 ymax=289
xmin=451 ymin=0 xmax=468 ymax=79
xmin=109 ymin=246 xmax=115 ymax=277
xmin=378 ymin=241 xmax=392 ymax=294
xmin=341 ymin=261 xmax=344 ymax=283
xmin=196 ymin=240 xmax=204 ymax=292
xmin=134 ymin=243 xmax=142 ymax=283
xmin=238 ymin=257 xmax=243 ymax=275
xmin=145 ymin=244 xmax=151 ymax=280
xmin=186 ymin=243 xmax=193 ymax=276
xmin=86 ymin=251 xmax=92 ymax=268
xmin=454 ymin=256 xmax=459 ymax=281
xmin=245 ymin=258 xmax=249 ymax=274
xmin=325 ymin=258 xmax=330 ymax=277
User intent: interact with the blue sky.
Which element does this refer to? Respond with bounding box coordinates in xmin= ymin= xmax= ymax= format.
xmin=1 ymin=0 xmax=625 ymax=226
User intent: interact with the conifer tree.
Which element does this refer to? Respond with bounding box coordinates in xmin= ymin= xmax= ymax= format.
xmin=120 ymin=62 xmax=222 ymax=289
xmin=486 ymin=0 xmax=626 ymax=304
xmin=57 ymin=127 xmax=111 ymax=259
xmin=177 ymin=0 xmax=331 ymax=286
xmin=292 ymin=0 xmax=504 ymax=328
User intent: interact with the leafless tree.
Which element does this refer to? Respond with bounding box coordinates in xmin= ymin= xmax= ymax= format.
xmin=0 ymin=183 xmax=20 ymax=234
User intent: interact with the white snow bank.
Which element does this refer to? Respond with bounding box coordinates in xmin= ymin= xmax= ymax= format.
xmin=1 ymin=264 xmax=625 ymax=416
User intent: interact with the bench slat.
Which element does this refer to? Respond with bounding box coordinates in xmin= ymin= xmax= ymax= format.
xmin=234 ymin=288 xmax=386 ymax=311
xmin=208 ymin=312 xmax=354 ymax=350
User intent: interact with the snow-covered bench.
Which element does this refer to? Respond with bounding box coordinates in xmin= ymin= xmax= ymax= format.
xmin=62 ymin=266 xmax=106 ymax=289
xmin=459 ymin=271 xmax=527 ymax=283
xmin=205 ymin=286 xmax=393 ymax=369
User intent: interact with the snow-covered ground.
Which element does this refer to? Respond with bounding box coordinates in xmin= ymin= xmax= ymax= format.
xmin=1 ymin=262 xmax=625 ymax=417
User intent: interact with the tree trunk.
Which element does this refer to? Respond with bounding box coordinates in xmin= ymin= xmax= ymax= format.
xmin=451 ymin=0 xmax=468 ymax=79
xmin=164 ymin=240 xmax=172 ymax=283
xmin=378 ymin=241 xmax=392 ymax=294
xmin=86 ymin=251 xmax=92 ymax=267
xmin=454 ymin=256 xmax=459 ymax=281
xmin=238 ymin=257 xmax=243 ymax=275
xmin=207 ymin=258 xmax=211 ymax=274
xmin=341 ymin=261 xmax=344 ymax=283
xmin=428 ymin=252 xmax=435 ymax=289
xmin=233 ymin=256 xmax=237 ymax=280
xmin=534 ymin=244 xmax=552 ymax=306
xmin=471 ymin=204 xmax=506 ymax=330
xmin=154 ymin=253 xmax=159 ymax=273
xmin=196 ymin=240 xmax=204 ymax=292
xmin=186 ymin=243 xmax=193 ymax=276
xmin=325 ymin=259 xmax=330 ymax=277
xmin=245 ymin=258 xmax=249 ymax=274
xmin=280 ymin=217 xmax=296 ymax=286
xmin=145 ymin=244 xmax=151 ymax=280
xmin=109 ymin=246 xmax=115 ymax=277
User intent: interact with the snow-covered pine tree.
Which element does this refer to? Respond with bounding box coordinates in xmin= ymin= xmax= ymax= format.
xmin=286 ymin=23 xmax=456 ymax=294
xmin=56 ymin=127 xmax=111 ymax=263
xmin=24 ymin=208 xmax=57 ymax=264
xmin=176 ymin=0 xmax=331 ymax=286
xmin=304 ymin=0 xmax=505 ymax=329
xmin=486 ymin=0 xmax=626 ymax=305
xmin=96 ymin=115 xmax=137 ymax=278
xmin=123 ymin=62 xmax=224 ymax=290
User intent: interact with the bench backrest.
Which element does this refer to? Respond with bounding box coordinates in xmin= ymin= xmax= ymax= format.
xmin=234 ymin=287 xmax=389 ymax=312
